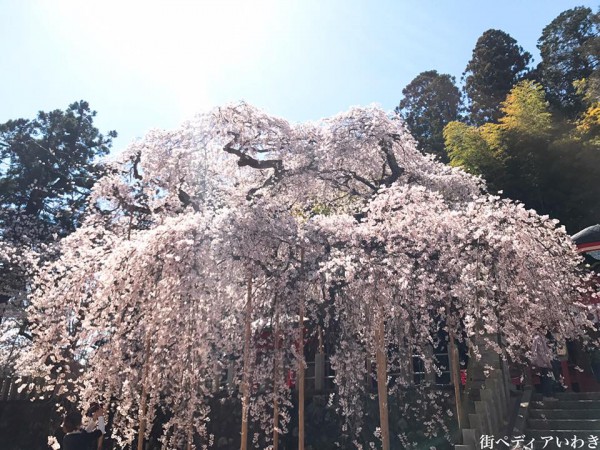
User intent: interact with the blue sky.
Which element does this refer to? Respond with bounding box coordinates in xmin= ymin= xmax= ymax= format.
xmin=0 ymin=1 xmax=597 ymax=152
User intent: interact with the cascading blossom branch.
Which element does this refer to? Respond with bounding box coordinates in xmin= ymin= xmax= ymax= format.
xmin=22 ymin=102 xmax=594 ymax=450
xmin=307 ymin=183 xmax=592 ymax=447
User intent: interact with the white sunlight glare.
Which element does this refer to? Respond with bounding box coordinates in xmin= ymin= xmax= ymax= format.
xmin=41 ymin=0 xmax=279 ymax=118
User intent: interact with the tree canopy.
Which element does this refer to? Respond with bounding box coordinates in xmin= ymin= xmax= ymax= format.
xmin=463 ymin=29 xmax=532 ymax=125
xmin=537 ymin=6 xmax=599 ymax=117
xmin=396 ymin=70 xmax=461 ymax=162
xmin=21 ymin=103 xmax=593 ymax=450
xmin=0 ymin=100 xmax=116 ymax=240
xmin=445 ymin=80 xmax=600 ymax=232
xmin=399 ymin=8 xmax=599 ymax=235
xmin=0 ymin=101 xmax=116 ymax=375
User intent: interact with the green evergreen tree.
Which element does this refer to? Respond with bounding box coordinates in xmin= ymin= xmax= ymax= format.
xmin=0 ymin=100 xmax=116 ymax=240
xmin=0 ymin=101 xmax=116 ymax=344
xmin=537 ymin=6 xmax=599 ymax=117
xmin=396 ymin=70 xmax=461 ymax=162
xmin=463 ymin=29 xmax=532 ymax=125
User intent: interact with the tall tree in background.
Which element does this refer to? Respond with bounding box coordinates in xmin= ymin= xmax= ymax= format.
xmin=0 ymin=100 xmax=116 ymax=240
xmin=463 ymin=29 xmax=532 ymax=125
xmin=396 ymin=70 xmax=461 ymax=162
xmin=446 ymin=81 xmax=555 ymax=214
xmin=537 ymin=6 xmax=599 ymax=117
xmin=495 ymin=81 xmax=554 ymax=215
xmin=445 ymin=80 xmax=600 ymax=232
xmin=0 ymin=101 xmax=116 ymax=374
xmin=574 ymin=75 xmax=600 ymax=147
xmin=443 ymin=121 xmax=504 ymax=189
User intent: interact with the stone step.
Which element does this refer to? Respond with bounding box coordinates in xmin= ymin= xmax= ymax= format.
xmin=530 ymin=400 xmax=600 ymax=409
xmin=531 ymin=441 xmax=598 ymax=450
xmin=529 ymin=408 xmax=600 ymax=420
xmin=527 ymin=419 xmax=600 ymax=430
xmin=532 ymin=445 xmax=580 ymax=450
xmin=524 ymin=430 xmax=600 ymax=440
xmin=532 ymin=392 xmax=600 ymax=401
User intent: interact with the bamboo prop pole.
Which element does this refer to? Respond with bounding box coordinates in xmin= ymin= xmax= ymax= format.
xmin=272 ymin=305 xmax=280 ymax=450
xmin=375 ymin=316 xmax=390 ymax=450
xmin=93 ymin=399 xmax=105 ymax=450
xmin=318 ymin=326 xmax=324 ymax=355
xmin=449 ymin=330 xmax=465 ymax=430
xmin=185 ymin=392 xmax=198 ymax=450
xmin=298 ymin=248 xmax=305 ymax=450
xmin=137 ymin=337 xmax=152 ymax=450
xmin=96 ymin=387 xmax=105 ymax=450
xmin=240 ymin=274 xmax=253 ymax=450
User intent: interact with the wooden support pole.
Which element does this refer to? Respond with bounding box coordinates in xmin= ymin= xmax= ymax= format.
xmin=298 ymin=248 xmax=305 ymax=450
xmin=298 ymin=297 xmax=305 ymax=450
xmin=137 ymin=337 xmax=152 ymax=450
xmin=272 ymin=307 xmax=280 ymax=450
xmin=315 ymin=326 xmax=325 ymax=391
xmin=375 ymin=316 xmax=390 ymax=450
xmin=560 ymin=360 xmax=572 ymax=391
xmin=240 ymin=275 xmax=253 ymax=450
xmin=449 ymin=331 xmax=465 ymax=430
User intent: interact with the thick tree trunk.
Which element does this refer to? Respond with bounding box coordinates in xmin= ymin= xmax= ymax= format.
xmin=137 ymin=338 xmax=152 ymax=450
xmin=374 ymin=317 xmax=390 ymax=450
xmin=240 ymin=275 xmax=253 ymax=450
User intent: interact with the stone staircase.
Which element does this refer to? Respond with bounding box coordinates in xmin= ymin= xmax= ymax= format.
xmin=524 ymin=392 xmax=600 ymax=448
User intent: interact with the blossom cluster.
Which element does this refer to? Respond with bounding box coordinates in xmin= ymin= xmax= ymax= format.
xmin=20 ymin=103 xmax=594 ymax=449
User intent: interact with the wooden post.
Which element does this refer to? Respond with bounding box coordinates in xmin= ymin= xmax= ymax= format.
xmin=240 ymin=275 xmax=253 ymax=450
xmin=137 ymin=337 xmax=152 ymax=450
xmin=375 ymin=316 xmax=390 ymax=450
xmin=212 ymin=361 xmax=220 ymax=392
xmin=449 ymin=331 xmax=465 ymax=430
xmin=272 ymin=306 xmax=280 ymax=450
xmin=424 ymin=344 xmax=436 ymax=383
xmin=315 ymin=326 xmax=325 ymax=391
xmin=560 ymin=360 xmax=572 ymax=391
xmin=227 ymin=361 xmax=234 ymax=387
xmin=298 ymin=248 xmax=305 ymax=450
xmin=0 ymin=378 xmax=10 ymax=401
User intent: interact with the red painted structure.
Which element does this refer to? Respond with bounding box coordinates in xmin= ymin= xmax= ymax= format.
xmin=530 ymin=225 xmax=600 ymax=392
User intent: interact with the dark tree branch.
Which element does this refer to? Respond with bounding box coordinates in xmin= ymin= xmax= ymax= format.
xmin=178 ymin=188 xmax=200 ymax=212
xmin=222 ymin=133 xmax=286 ymax=199
xmin=221 ymin=132 xmax=405 ymax=198
xmin=223 ymin=138 xmax=284 ymax=173
xmin=380 ymin=137 xmax=404 ymax=186
xmin=109 ymin=186 xmax=153 ymax=216
xmin=347 ymin=171 xmax=378 ymax=191
xmin=131 ymin=150 xmax=143 ymax=180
